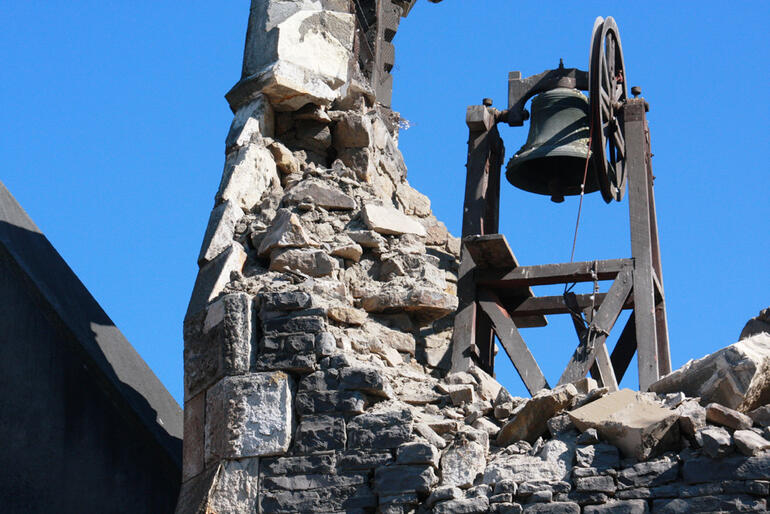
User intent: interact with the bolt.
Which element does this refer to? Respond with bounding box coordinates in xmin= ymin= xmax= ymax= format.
xmin=482 ymin=98 xmax=493 ymax=107
xmin=631 ymin=86 xmax=642 ymax=98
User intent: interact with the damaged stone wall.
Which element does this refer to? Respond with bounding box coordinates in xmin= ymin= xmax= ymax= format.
xmin=176 ymin=1 xmax=770 ymax=512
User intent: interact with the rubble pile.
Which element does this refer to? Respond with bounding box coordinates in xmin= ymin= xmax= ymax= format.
xmin=177 ymin=1 xmax=770 ymax=512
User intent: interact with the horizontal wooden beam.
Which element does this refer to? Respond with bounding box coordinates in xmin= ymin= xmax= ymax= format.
xmin=477 ymin=258 xmax=633 ymax=287
xmin=508 ymin=293 xmax=624 ymax=317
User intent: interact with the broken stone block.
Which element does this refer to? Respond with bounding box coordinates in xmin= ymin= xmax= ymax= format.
xmin=218 ymin=141 xmax=279 ymax=211
xmin=206 ymin=458 xmax=260 ymax=513
xmin=333 ymin=112 xmax=373 ymax=149
xmin=575 ymin=443 xmax=620 ymax=470
xmin=497 ymin=384 xmax=578 ymax=445
xmin=675 ymin=399 xmax=706 ymax=436
xmin=652 ymin=496 xmax=766 ymax=513
xmin=284 ymin=179 xmax=356 ymax=210
xmin=269 ymin=248 xmax=338 ymax=277
xmin=748 ymin=405 xmax=770 ymax=427
xmin=258 ymin=208 xmax=317 ymax=256
xmin=338 ymin=147 xmax=377 ymax=182
xmin=395 ymin=182 xmax=432 ymax=217
xmin=229 ymin=7 xmax=356 ymax=111
xmin=440 ymin=439 xmax=485 ymax=488
xmin=396 ymin=442 xmax=440 ymax=468
xmin=733 ymin=429 xmax=770 ymax=456
xmin=699 ymin=426 xmax=733 ymax=458
xmin=483 ymin=454 xmax=563 ymax=484
xmin=360 ymin=284 xmax=457 ymax=321
xmin=426 ymin=486 xmax=462 ymax=508
xmin=374 ymin=464 xmax=437 ymax=496
xmin=268 ymin=139 xmax=300 ymax=175
xmin=740 ymin=307 xmax=770 ymax=340
xmin=226 ymin=93 xmax=274 ymax=151
xmin=568 ymin=389 xmax=679 ymax=461
xmin=521 ymin=501 xmax=579 ymax=513
xmin=347 ymin=407 xmax=413 ymax=450
xmin=205 ymin=372 xmax=294 ymax=463
xmin=339 ymin=366 xmax=394 ymax=399
xmin=327 ymin=305 xmax=367 ymax=326
xmin=186 ymin=243 xmax=247 ymax=319
xmin=198 ymin=200 xmax=240 ymax=266
xmin=433 ymin=496 xmax=490 ymax=514
xmin=705 ymin=402 xmax=753 ymax=430
xmin=446 ymin=384 xmax=475 ymax=406
xmin=184 ymin=293 xmax=253 ymax=399
xmin=329 ymin=237 xmax=363 ymax=262
xmin=649 ymin=333 xmax=770 ymax=412
xmin=361 ymin=203 xmax=427 ymax=236
xmin=616 ymin=456 xmax=679 ymax=489
xmin=293 ymin=415 xmax=346 ymax=453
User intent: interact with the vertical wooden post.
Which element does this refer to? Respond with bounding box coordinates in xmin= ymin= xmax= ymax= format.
xmin=624 ymin=98 xmax=659 ymax=390
xmin=450 ymin=104 xmax=503 ymax=373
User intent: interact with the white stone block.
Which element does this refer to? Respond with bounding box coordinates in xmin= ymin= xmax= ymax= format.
xmin=205 ymin=372 xmax=295 ymax=463
xmin=197 ymin=200 xmax=240 ymax=266
xmin=226 ymin=94 xmax=274 ymax=150
xmin=217 ymin=141 xmax=279 ymax=212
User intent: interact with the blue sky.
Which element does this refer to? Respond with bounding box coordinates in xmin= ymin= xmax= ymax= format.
xmin=2 ymin=1 xmax=768 ymax=403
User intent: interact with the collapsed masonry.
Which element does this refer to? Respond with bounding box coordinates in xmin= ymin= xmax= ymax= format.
xmin=176 ymin=1 xmax=770 ymax=512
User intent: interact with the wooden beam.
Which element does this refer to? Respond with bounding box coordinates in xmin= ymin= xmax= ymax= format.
xmin=478 ymin=288 xmax=549 ymax=395
xmin=625 ymin=98 xmax=659 ymax=391
xmin=506 ymin=292 xmax=631 ymax=317
xmin=557 ymin=266 xmax=632 ymax=387
xmin=611 ymin=312 xmax=637 ymax=383
xmin=477 ymin=258 xmax=632 ymax=288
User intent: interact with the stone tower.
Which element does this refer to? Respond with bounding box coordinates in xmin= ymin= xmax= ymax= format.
xmin=175 ymin=2 xmax=770 ymax=512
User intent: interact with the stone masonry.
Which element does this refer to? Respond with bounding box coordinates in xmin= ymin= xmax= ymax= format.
xmin=176 ymin=1 xmax=770 ymax=512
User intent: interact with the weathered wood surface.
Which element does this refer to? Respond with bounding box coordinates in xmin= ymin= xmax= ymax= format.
xmin=478 ymin=288 xmax=549 ymax=394
xmin=557 ymin=266 xmax=632 ymax=388
xmin=477 ymin=258 xmax=632 ymax=287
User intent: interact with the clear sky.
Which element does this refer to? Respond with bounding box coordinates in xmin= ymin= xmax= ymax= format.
xmin=2 ymin=1 xmax=768 ymax=403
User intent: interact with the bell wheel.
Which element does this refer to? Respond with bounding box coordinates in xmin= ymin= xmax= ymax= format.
xmin=590 ymin=16 xmax=628 ymax=202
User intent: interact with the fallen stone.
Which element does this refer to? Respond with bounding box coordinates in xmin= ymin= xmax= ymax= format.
xmin=733 ymin=429 xmax=770 ymax=456
xmin=473 ymin=417 xmax=502 ymax=437
xmin=205 ymin=372 xmax=294 ymax=463
xmin=327 ymin=305 xmax=367 ymax=326
xmin=270 ymin=248 xmax=338 ymax=277
xmin=539 ymin=438 xmax=575 ymax=480
xmin=268 ymin=140 xmax=301 ymax=175
xmin=440 ymin=439 xmax=486 ymax=488
xmin=414 ymin=422 xmax=447 ymax=449
xmin=576 ymin=428 xmax=600 ymax=445
xmin=258 ymin=209 xmax=317 ymax=256
xmin=705 ymin=402 xmax=753 ymax=430
xmin=339 ymin=367 xmax=394 ymax=399
xmin=649 ymin=332 xmax=770 ymax=412
xmin=446 ymin=384 xmax=475 ymax=406
xmin=361 ymin=203 xmax=427 ymax=236
xmin=333 ymin=112 xmax=372 ymax=149
xmin=748 ymin=405 xmax=770 ymax=427
xmin=568 ymin=389 xmax=679 ymax=460
xmin=675 ymin=399 xmax=706 ymax=436
xmin=284 ymin=179 xmax=356 ymax=210
xmin=740 ymin=307 xmax=770 ymax=340
xmin=548 ymin=413 xmax=576 ymax=437
xmin=471 ymin=366 xmax=503 ymax=402
xmin=498 ymin=384 xmax=578 ymax=445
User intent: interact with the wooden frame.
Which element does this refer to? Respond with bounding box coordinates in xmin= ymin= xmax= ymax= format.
xmin=450 ymin=98 xmax=670 ymax=393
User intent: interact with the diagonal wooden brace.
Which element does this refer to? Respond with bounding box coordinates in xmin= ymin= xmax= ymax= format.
xmin=477 ymin=287 xmax=549 ymax=395
xmin=557 ymin=265 xmax=633 ymax=389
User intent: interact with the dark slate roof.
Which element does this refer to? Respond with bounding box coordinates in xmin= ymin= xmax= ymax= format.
xmin=0 ymin=180 xmax=182 ymax=468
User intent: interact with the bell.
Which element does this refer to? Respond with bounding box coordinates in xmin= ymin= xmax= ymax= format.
xmin=506 ymin=88 xmax=598 ymax=202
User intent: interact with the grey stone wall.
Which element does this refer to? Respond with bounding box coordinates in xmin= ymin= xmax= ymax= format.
xmin=176 ymin=1 xmax=770 ymax=512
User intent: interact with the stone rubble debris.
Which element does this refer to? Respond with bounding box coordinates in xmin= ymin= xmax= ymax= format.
xmin=177 ymin=1 xmax=770 ymax=512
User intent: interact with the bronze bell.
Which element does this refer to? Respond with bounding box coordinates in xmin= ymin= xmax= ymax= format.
xmin=506 ymin=88 xmax=598 ymax=202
